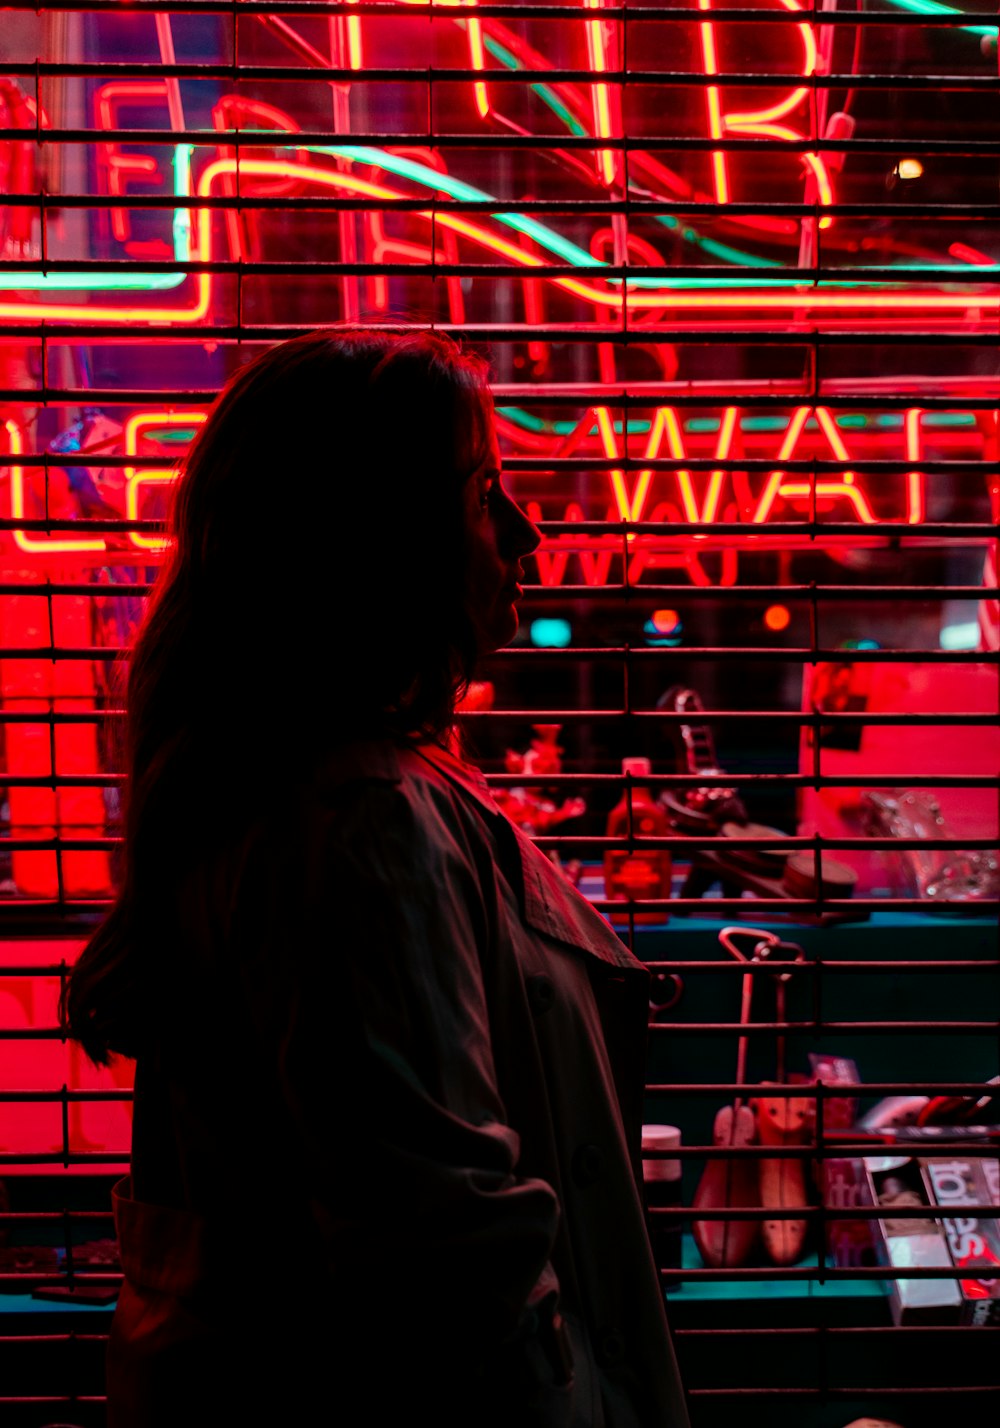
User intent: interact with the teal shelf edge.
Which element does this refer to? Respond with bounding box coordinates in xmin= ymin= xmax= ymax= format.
xmin=0 ymin=1291 xmax=115 ymax=1314
xmin=665 ymin=1234 xmax=885 ymax=1303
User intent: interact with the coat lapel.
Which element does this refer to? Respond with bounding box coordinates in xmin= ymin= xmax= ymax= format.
xmin=409 ymin=742 xmax=647 ymax=974
xmin=510 ymin=821 xmax=645 ymax=973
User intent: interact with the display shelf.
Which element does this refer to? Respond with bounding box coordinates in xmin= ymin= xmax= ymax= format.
xmin=0 ymin=1294 xmax=114 ymax=1317
xmin=667 ymin=1235 xmax=886 ymax=1311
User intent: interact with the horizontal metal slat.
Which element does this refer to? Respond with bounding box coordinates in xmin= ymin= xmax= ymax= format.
xmin=8 ymin=128 xmax=1000 ymax=154
xmin=8 ymin=62 xmax=1000 ymax=88
xmin=0 ymin=1 xmax=992 ymax=23
xmin=5 ymin=195 xmax=1000 ymax=221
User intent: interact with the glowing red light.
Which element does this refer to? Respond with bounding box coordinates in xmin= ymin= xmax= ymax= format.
xmin=764 ymin=604 xmax=792 ymax=632
xmin=94 ymin=82 xmax=168 ymax=244
xmin=752 ymin=407 xmax=877 ymax=525
xmin=697 ymin=0 xmax=834 ymax=229
xmin=652 ymin=608 xmax=682 ymax=634
xmin=904 ymin=408 xmax=927 ymax=526
xmin=585 ymin=0 xmax=618 ymax=186
xmin=210 ymin=96 xmax=302 ymax=264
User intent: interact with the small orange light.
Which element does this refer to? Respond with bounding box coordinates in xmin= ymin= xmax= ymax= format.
xmin=764 ymin=604 xmax=791 ymax=632
xmin=896 ymin=158 xmax=923 ymax=181
xmin=651 ymin=608 xmax=681 ymax=634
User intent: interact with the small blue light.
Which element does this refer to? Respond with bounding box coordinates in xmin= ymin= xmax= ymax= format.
xmin=643 ymin=617 xmax=682 ymax=647
xmin=530 ymin=618 xmax=572 ymax=648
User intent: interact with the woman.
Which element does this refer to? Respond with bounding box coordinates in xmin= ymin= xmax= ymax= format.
xmin=65 ymin=329 xmax=689 ymax=1428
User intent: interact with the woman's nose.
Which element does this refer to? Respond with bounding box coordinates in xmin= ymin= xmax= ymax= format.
xmin=503 ymin=491 xmax=542 ymax=558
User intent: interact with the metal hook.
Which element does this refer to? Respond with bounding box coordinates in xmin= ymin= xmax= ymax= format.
xmin=719 ymin=925 xmax=781 ymax=966
xmin=648 ymin=971 xmax=684 ymax=1020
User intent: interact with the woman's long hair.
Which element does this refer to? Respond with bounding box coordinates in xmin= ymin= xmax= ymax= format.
xmin=64 ymin=328 xmax=492 ymax=1064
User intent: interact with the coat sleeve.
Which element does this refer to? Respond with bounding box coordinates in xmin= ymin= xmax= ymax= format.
xmin=237 ymin=777 xmax=573 ymax=1407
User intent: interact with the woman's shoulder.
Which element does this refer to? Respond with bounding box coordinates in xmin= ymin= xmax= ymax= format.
xmin=312 ymin=737 xmax=480 ymax=822
xmin=304 ymin=737 xmax=491 ymax=871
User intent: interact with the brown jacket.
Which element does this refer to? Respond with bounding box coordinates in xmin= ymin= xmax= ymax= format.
xmin=109 ymin=740 xmax=689 ymax=1427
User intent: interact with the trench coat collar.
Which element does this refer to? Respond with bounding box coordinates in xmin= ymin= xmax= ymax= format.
xmin=316 ymin=736 xmax=642 ymax=975
xmin=315 ymin=735 xmax=495 ymax=812
xmin=412 ymin=741 xmax=643 ymax=975
xmin=409 ymin=737 xmax=501 ymax=818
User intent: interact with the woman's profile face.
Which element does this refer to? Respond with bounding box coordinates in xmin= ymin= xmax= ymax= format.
xmin=461 ymin=413 xmax=541 ymax=655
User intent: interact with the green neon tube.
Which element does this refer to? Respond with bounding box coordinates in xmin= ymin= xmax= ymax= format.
xmin=317 ymin=145 xmax=993 ymax=292
xmin=479 ymin=32 xmax=588 ymax=137
xmin=496 ymin=407 xmax=978 ymax=437
xmin=4 ymin=107 xmax=993 ymax=302
xmin=173 ymin=143 xmax=194 ymax=262
xmin=0 ymin=146 xmax=195 ymax=294
xmin=881 ymin=0 xmax=996 ymax=40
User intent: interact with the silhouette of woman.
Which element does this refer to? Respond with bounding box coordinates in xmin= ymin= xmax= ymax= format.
xmin=65 ymin=328 xmax=689 ymax=1428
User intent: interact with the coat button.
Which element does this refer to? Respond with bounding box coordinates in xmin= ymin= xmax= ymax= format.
xmin=526 ymin=974 xmax=555 ymax=1015
xmin=598 ymin=1327 xmax=626 ymax=1366
xmin=571 ymin=1143 xmax=604 ymax=1187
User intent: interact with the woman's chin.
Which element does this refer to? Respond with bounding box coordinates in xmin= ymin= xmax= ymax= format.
xmin=476 ymin=605 xmax=520 ymax=655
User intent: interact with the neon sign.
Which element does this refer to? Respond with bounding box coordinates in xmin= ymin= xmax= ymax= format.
xmin=10 ymin=401 xmax=932 ymax=587
xmin=95 ymin=81 xmax=171 ymax=254
xmin=0 ymin=1 xmax=993 ymax=928
xmin=750 ymin=408 xmax=877 ymax=526
xmin=124 ymin=412 xmax=208 ymax=553
xmin=0 ymin=6 xmax=991 ymax=558
xmin=520 ymin=404 xmax=959 ymax=588
xmin=3 ymin=420 xmax=107 ymax=556
xmin=2 ymin=4 xmax=999 ymax=327
xmin=698 ymin=0 xmax=833 ymax=227
xmin=5 ymin=139 xmax=996 ymax=328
